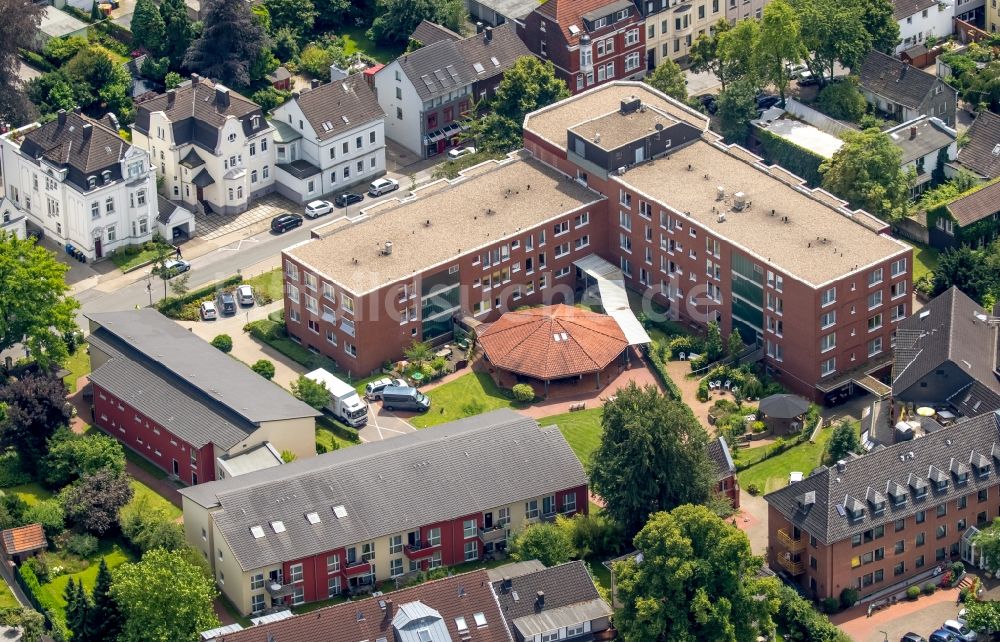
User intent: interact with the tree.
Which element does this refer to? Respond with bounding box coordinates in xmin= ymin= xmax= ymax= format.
xmin=404 ymin=340 xmax=432 ymax=364
xmin=816 ymin=77 xmax=867 ymax=121
xmin=492 ymin=57 xmax=570 ymax=125
xmin=716 ymin=19 xmax=764 ymax=89
xmin=298 ymin=43 xmax=336 ymax=78
xmin=184 ymin=0 xmax=267 ymax=88
xmin=164 ymin=72 xmax=182 ymax=89
xmin=87 ymin=559 xmax=123 ymax=642
xmin=131 ymin=0 xmax=166 ymax=56
xmin=775 ymin=585 xmax=850 ymax=642
xmin=0 ymin=373 xmax=71 ymax=461
xmin=111 ymin=548 xmax=219 ymax=642
xmin=510 ymin=521 xmax=576 ymax=567
xmin=464 ymin=112 xmax=521 ymax=154
xmin=705 ymin=320 xmax=724 ymax=360
xmin=210 ymin=334 xmax=233 ymax=353
xmin=291 ymin=374 xmax=329 ymax=410
xmin=160 ymin=0 xmax=195 ymax=69
xmin=727 ymin=331 xmax=743 ymax=360
xmin=932 ymin=246 xmax=997 ymax=304
xmin=588 ymin=383 xmax=714 ymax=537
xmin=23 ymin=498 xmax=65 ymax=537
xmin=42 ymin=430 xmax=127 ymax=488
xmin=0 ymin=608 xmax=45 ymax=642
xmin=251 ymin=359 xmax=276 ymax=380
xmin=615 ymin=506 xmax=779 ymax=642
xmin=313 ymin=0 xmax=350 ymax=30
xmin=716 ymin=77 xmax=759 ymax=144
xmin=792 ymin=0 xmax=871 ymax=84
xmin=60 ymin=469 xmax=134 ymax=535
xmin=0 ymin=233 xmax=79 ymax=367
xmin=645 ymin=59 xmax=687 ymax=101
xmin=0 ymin=0 xmax=45 ymax=126
xmin=828 ymin=421 xmax=859 ymax=461
xmin=272 ymin=26 xmax=300 ymax=61
xmin=120 ymin=496 xmax=186 ymax=553
xmin=556 ymin=513 xmax=624 ymax=560
xmin=65 ymin=577 xmax=91 ymax=640
xmin=820 ymin=127 xmax=911 ymax=221
xmin=758 ymin=0 xmax=803 ymax=106
xmin=858 ymin=0 xmax=900 ymax=54
xmin=263 ymin=0 xmax=316 ymax=36
xmin=369 ymin=0 xmax=464 ymax=45
xmin=964 ymin=600 xmax=1000 ymax=634
xmin=168 ymin=273 xmax=191 ymax=297
xmin=250 ymin=3 xmax=271 ymax=31
xmin=688 ymin=19 xmax=733 ymax=91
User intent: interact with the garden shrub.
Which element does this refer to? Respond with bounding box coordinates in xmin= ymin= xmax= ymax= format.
xmin=839 ymin=587 xmax=859 ymax=609
xmin=210 ymin=334 xmax=233 ymax=353
xmin=462 ymin=399 xmax=486 ymax=416
xmin=821 ymin=597 xmax=840 ymax=614
xmin=65 ymin=532 xmax=99 ymax=558
xmin=316 ymin=442 xmax=328 ymax=454
xmin=906 ymin=585 xmax=920 ymax=600
xmin=951 ymin=561 xmax=965 ymax=578
xmin=156 ymin=275 xmax=243 ymax=319
xmin=643 ymin=342 xmax=683 ymax=401
xmin=511 ymin=384 xmax=535 ymax=403
xmin=751 ymin=420 xmax=767 ymax=434
xmin=22 ymin=557 xmax=49 ymax=584
xmin=696 ymin=381 xmax=710 ymax=402
xmin=246 ymin=319 xmax=281 ymax=341
xmin=120 ymin=499 xmax=185 ymax=553
xmin=0 ymin=451 xmax=32 ymax=487
xmin=18 ymin=562 xmax=69 ymax=639
xmin=23 ymin=499 xmax=65 ymax=538
xmin=689 ymin=354 xmax=709 ymax=371
xmin=667 ymin=335 xmax=704 ymax=359
xmin=922 ymin=582 xmax=937 ymax=595
xmin=251 ymin=359 xmax=275 ymax=380
xmin=746 ymin=483 xmax=760 ymax=496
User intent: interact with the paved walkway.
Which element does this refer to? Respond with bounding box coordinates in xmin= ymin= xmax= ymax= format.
xmin=831 ymin=585 xmax=962 ymax=642
xmin=733 ymin=490 xmax=768 ymax=555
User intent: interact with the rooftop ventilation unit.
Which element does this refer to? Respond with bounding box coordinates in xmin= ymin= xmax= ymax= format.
xmin=732 ymin=192 xmax=747 ymax=211
xmin=381 ymin=241 xmax=393 ymax=256
xmin=716 ymin=186 xmax=725 ymax=201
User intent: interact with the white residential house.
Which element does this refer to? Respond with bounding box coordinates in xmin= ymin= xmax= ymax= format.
xmin=0 ymin=197 xmax=27 ymax=239
xmin=131 ymin=75 xmax=275 ymax=216
xmin=886 ymin=116 xmax=958 ymax=196
xmin=895 ymin=0 xmax=953 ymax=53
xmin=0 ymin=110 xmax=158 ymax=260
xmin=270 ymin=74 xmax=387 ymax=203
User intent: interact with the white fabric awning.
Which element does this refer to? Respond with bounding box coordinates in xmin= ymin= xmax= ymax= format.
xmin=573 ymin=254 xmax=651 ymax=345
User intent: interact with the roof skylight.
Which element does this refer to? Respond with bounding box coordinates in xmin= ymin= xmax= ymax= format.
xmin=270 ymin=520 xmax=286 ymax=533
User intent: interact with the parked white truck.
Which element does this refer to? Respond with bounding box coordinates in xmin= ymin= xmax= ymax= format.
xmin=304 ymin=369 xmax=369 ymax=428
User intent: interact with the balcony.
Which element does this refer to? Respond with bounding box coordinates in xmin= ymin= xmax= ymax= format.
xmin=266 ymin=581 xmax=295 ymax=597
xmin=403 ymin=541 xmax=439 ymax=560
xmin=343 ymin=560 xmax=373 ymax=578
xmin=775 ymin=554 xmax=804 ymax=575
xmin=479 ymin=527 xmax=507 ymax=544
xmin=777 ymin=529 xmax=806 ymax=553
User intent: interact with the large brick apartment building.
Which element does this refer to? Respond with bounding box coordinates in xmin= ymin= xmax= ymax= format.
xmin=179 ymin=409 xmax=588 ymax=615
xmin=281 ymin=82 xmax=912 ymax=404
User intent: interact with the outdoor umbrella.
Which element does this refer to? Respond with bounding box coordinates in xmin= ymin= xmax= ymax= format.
xmin=758 ymin=393 xmax=810 ymax=419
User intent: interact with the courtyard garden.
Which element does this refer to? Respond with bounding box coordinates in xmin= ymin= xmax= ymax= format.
xmin=410 ymin=372 xmax=524 ymax=429
xmin=539 ymin=408 xmax=603 ymax=469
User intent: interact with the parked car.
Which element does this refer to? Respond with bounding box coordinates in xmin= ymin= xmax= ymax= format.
xmin=797 ymin=73 xmax=820 ymax=87
xmin=447 ymin=146 xmax=476 ymax=160
xmin=381 ymin=385 xmax=431 ymax=412
xmin=900 ymin=634 xmax=928 ymax=642
xmin=364 ymin=377 xmax=408 ymax=400
xmin=304 ymin=200 xmax=334 ymax=218
xmin=270 ymin=213 xmax=303 ymax=233
xmin=199 ymin=301 xmax=218 ymax=320
xmin=235 ymin=284 xmax=255 ymax=306
xmin=695 ymin=93 xmax=717 ymax=114
xmin=756 ymin=94 xmax=781 ymax=110
xmin=157 ymin=258 xmax=190 ymax=277
xmin=217 ymin=291 xmax=236 ymax=315
xmin=334 ymin=192 xmax=364 ymax=207
xmin=929 ymin=630 xmax=958 ymax=642
xmin=941 ymin=620 xmax=976 ymax=642
xmin=787 ymin=63 xmax=808 ymax=78
xmin=368 ymin=177 xmax=399 ymax=197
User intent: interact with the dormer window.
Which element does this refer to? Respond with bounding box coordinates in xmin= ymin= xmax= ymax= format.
xmin=844 ymin=496 xmax=865 ymax=522
xmin=87 ymin=176 xmax=97 ymax=189
xmin=935 ymin=479 xmax=948 ymax=491
xmin=101 ymin=170 xmax=112 ymax=184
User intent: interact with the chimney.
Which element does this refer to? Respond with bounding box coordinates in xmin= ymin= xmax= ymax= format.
xmin=215 ymin=85 xmax=230 ymax=108
xmin=191 ymin=73 xmax=201 ymax=84
xmin=73 ymin=106 xmax=82 ymax=114
xmin=292 ymin=91 xmax=301 ymax=99
xmin=535 ymin=591 xmax=545 ymax=608
xmin=384 ymin=599 xmax=393 ymax=619
xmin=57 ymin=109 xmax=67 ymax=125
xmin=82 ymin=123 xmax=93 ymax=141
xmin=909 ymin=125 xmax=917 ymax=139
xmin=836 ymin=459 xmax=846 ymax=473
xmin=476 ymin=21 xmax=484 ymax=34
xmin=485 ymin=26 xmax=493 ymax=43
xmin=311 ymin=78 xmax=321 ymax=89
xmin=167 ymin=89 xmax=176 ymax=106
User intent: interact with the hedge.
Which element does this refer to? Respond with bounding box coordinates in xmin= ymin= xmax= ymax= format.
xmin=18 ymin=563 xmax=70 ymax=640
xmin=756 ymin=127 xmax=825 ymax=188
xmin=644 ymin=342 xmax=682 ymax=401
xmin=156 ymin=275 xmax=243 ymax=320
xmin=18 ymin=49 xmax=56 ymax=73
xmin=734 ymin=405 xmax=821 ymax=470
xmin=317 ymin=415 xmax=360 ymax=443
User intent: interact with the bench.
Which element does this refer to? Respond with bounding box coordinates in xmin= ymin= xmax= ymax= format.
xmin=569 ymin=402 xmax=587 ymax=412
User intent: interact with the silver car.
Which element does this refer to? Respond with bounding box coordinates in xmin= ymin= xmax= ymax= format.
xmin=236 ymin=284 xmax=255 ymax=306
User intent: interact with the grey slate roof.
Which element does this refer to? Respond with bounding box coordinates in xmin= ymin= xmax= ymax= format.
xmin=954 ymin=111 xmax=1000 ymax=179
xmin=859 ymin=50 xmax=949 ymax=110
xmin=946 ymin=180 xmax=1000 ymax=227
xmin=453 ymin=22 xmax=532 ymax=85
xmin=765 ymin=411 xmax=1000 ymax=544
xmin=156 ymin=195 xmax=184 ymax=224
xmin=467 ymin=0 xmax=538 ymax=20
xmin=886 ymin=116 xmax=955 ymax=165
xmin=891 ymin=287 xmax=1000 ymax=402
xmin=86 ymin=310 xmax=319 ymax=427
xmin=180 ymin=409 xmax=588 ymax=571
xmin=18 ymin=111 xmax=129 ymax=193
xmin=892 ymin=0 xmax=939 ymax=20
xmin=708 ymin=435 xmax=736 ymax=481
xmin=491 ymin=561 xmax=611 ymax=633
xmin=292 ymin=73 xmax=385 ymax=142
xmin=410 ymin=19 xmax=462 ymax=46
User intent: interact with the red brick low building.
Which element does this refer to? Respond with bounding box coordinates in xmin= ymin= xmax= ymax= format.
xmin=709 ymin=436 xmax=740 ymax=508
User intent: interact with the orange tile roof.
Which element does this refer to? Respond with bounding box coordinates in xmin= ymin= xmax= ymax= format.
xmin=536 ymin=0 xmax=631 ymax=44
xmin=478 ymin=304 xmax=628 ymax=380
xmin=1 ymin=523 xmax=47 ymax=556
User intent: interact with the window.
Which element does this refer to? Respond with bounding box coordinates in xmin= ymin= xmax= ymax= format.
xmin=821 ymin=287 xmax=836 ymax=306
xmin=937 ymin=524 xmax=948 ymax=539
xmin=625 ymin=51 xmax=641 ymax=72
xmin=820 ymin=333 xmax=836 ymax=353
xmin=525 ymin=499 xmax=539 ymax=519
xmin=464 ymin=541 xmax=478 ymax=561
xmin=868 ymin=337 xmax=882 ymax=357
xmin=868 ymin=314 xmax=882 ymax=332
xmin=328 ymin=577 xmax=341 ymax=598
xmin=821 ymin=357 xmax=835 ymax=376
xmin=891 ymin=281 xmax=907 ymax=299
xmin=820 ymin=310 xmax=836 ymax=329
xmin=289 ymin=563 xmax=303 ymax=583
xmin=105 ymin=197 xmax=115 ymax=214
xmin=553 ymin=220 xmax=569 ymax=236
xmin=106 ymin=225 xmax=116 ymax=242
xmin=291 ymin=586 xmax=304 ymax=605
xmin=251 ymin=594 xmax=265 ymax=613
xmin=91 ymin=202 xmax=99 ymax=220
xmin=464 ymin=519 xmax=477 ymax=539
xmin=327 ymin=554 xmax=340 ymax=572
xmin=389 ymin=557 xmax=404 ymax=578
xmin=979 ymin=489 xmax=989 ymax=503
xmin=891 ymin=257 xmax=907 ymax=277
xmin=916 ymin=531 xmax=925 ymax=546
xmin=868 ymin=290 xmax=883 ymax=309
xmin=937 ymin=503 xmax=948 ymax=518
xmin=895 ymin=518 xmax=905 ymax=532
xmin=959 ymin=495 xmax=968 ymax=509
xmin=426 ymin=527 xmax=441 ymax=546
xmin=625 ymin=28 xmax=640 ymax=46
xmin=868 ymin=268 xmax=883 ymax=286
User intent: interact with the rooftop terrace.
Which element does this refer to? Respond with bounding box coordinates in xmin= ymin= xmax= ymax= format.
xmin=287 ymin=152 xmax=603 ymax=294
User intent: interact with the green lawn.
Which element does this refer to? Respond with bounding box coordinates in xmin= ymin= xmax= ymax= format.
xmin=410 ymin=372 xmax=522 ymax=429
xmin=0 ymin=581 xmax=19 ymax=610
xmin=902 ymin=240 xmax=940 ymax=283
xmin=63 ymin=348 xmax=91 ymax=393
xmin=737 ymin=425 xmax=837 ymax=495
xmin=41 ymin=539 xmax=135 ymax=609
xmin=242 ymin=268 xmax=283 ymax=303
xmin=126 ymin=478 xmax=181 ymax=521
xmin=339 ymin=27 xmax=403 ymax=63
xmin=6 ymin=482 xmax=52 ymax=507
xmin=316 ymin=426 xmax=358 ymax=452
xmin=539 ymin=408 xmax=603 ymax=469
xmin=109 ymin=240 xmax=174 ymax=272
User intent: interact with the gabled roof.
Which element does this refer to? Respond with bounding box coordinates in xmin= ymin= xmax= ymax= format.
xmin=1 ymin=523 xmax=47 ymax=556
xmin=155 ymin=195 xmax=192 ymax=225
xmin=891 ymin=287 xmax=1000 ymax=402
xmin=765 ymin=411 xmax=1000 ymax=544
xmin=892 ymin=0 xmax=938 ymax=20
xmin=289 ymin=74 xmax=385 ymax=142
xmin=954 ymin=111 xmax=1000 ymax=180
xmin=454 ymin=23 xmax=532 ymax=84
xmin=535 ymin=0 xmax=635 ymax=44
xmin=859 ymin=50 xmax=951 ymax=110
xmin=18 ymin=111 xmax=129 ymax=192
xmin=708 ymin=435 xmax=737 ymax=481
xmin=180 ymin=409 xmax=588 ymax=571
xmin=410 ymin=19 xmax=462 ymax=46
xmin=885 ymin=116 xmax=955 ymax=165
xmin=946 ymin=180 xmax=1000 ymax=227
xmin=219 ymin=570 xmax=510 ymax=642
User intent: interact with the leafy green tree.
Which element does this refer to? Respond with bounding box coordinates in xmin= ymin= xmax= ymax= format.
xmin=251 ymin=359 xmax=276 ymax=380
xmin=705 ymin=320 xmax=724 ymax=360
xmin=816 ymin=77 xmax=867 ymax=121
xmin=42 ymin=430 xmax=127 ymax=488
xmin=758 ymin=0 xmax=803 ymax=106
xmin=964 ymin=599 xmax=1000 ymax=634
xmin=111 ymin=548 xmax=220 ymax=642
xmin=0 ymin=492 xmax=27 ymax=530
xmin=272 ymin=26 xmax=300 ymax=61
xmin=42 ymin=36 xmax=89 ymax=65
xmin=314 ymin=0 xmax=350 ymax=30
xmin=615 ymin=505 xmax=779 ymax=642
xmin=0 ymin=373 xmax=71 ymax=461
xmin=464 ymin=112 xmax=521 ymax=154
xmin=65 ymin=577 xmax=91 ymax=640
xmin=645 ymin=59 xmax=687 ymax=101
xmin=556 ymin=513 xmax=624 ymax=559
xmin=131 ymin=0 xmax=166 ymax=56
xmin=120 ymin=496 xmax=185 ymax=553
xmin=688 ymin=19 xmax=733 ymax=91
xmin=820 ymin=127 xmax=911 ymax=221
xmin=0 ymin=0 xmax=45 ymax=126
xmin=716 ymin=19 xmax=764 ymax=89
xmin=298 ymin=43 xmax=336 ymax=77
xmin=369 ymin=0 xmax=463 ymax=45
xmin=23 ymin=498 xmax=65 ymax=538
xmin=727 ymin=330 xmax=743 ymax=360
xmin=858 ymin=0 xmax=900 ymax=54
xmin=60 ymin=469 xmax=134 ymax=535
xmin=510 ymin=520 xmax=576 ymax=567
xmin=492 ymin=57 xmax=570 ymax=125
xmin=0 ymin=233 xmax=79 ymax=367
xmin=250 ymin=3 xmax=271 ymax=31
xmin=291 ymin=374 xmax=329 ymax=410
xmin=775 ymin=585 xmax=851 ymax=642
xmin=0 ymin=608 xmax=45 ymax=642
xmin=932 ymin=246 xmax=997 ymax=304
xmin=792 ymin=0 xmax=871 ymax=84
xmin=160 ymin=0 xmax=195 ymax=69
xmin=263 ymin=0 xmax=316 ymax=36
xmin=828 ymin=421 xmax=859 ymax=461
xmin=87 ymin=559 xmax=123 ymax=642
xmin=164 ymin=71 xmax=182 ymax=89
xmin=716 ymin=77 xmax=759 ymax=144
xmin=184 ymin=0 xmax=268 ymax=88
xmin=589 ymin=383 xmax=713 ymax=537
